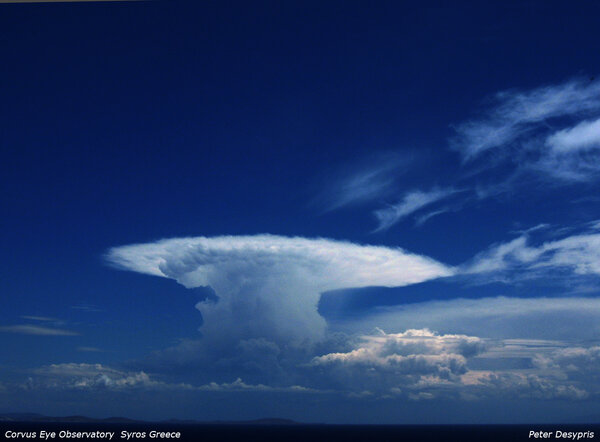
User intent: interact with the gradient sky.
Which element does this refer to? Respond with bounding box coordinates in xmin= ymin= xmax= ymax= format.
xmin=2 ymin=0 xmax=600 ymax=424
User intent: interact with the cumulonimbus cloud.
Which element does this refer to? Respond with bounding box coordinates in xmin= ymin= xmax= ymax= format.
xmin=107 ymin=235 xmax=454 ymax=345
xmin=107 ymin=235 xmax=453 ymax=341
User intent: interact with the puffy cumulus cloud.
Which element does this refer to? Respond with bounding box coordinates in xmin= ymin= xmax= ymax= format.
xmin=462 ymin=230 xmax=600 ymax=280
xmin=313 ymin=329 xmax=486 ymax=367
xmin=466 ymin=344 xmax=600 ymax=401
xmin=309 ymin=329 xmax=486 ymax=397
xmin=107 ymin=235 xmax=453 ymax=347
xmin=464 ymin=371 xmax=589 ymax=401
xmin=320 ymin=309 xmax=600 ymax=401
xmin=195 ymin=377 xmax=319 ymax=393
xmin=534 ymin=346 xmax=600 ymax=385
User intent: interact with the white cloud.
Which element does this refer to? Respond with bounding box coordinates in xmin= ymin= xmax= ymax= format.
xmin=462 ymin=232 xmax=600 ymax=279
xmin=309 ymin=329 xmax=486 ymax=397
xmin=310 ymin=328 xmax=600 ymax=401
xmin=104 ymin=234 xmax=600 ymax=402
xmin=107 ymin=235 xmax=454 ymax=346
xmin=452 ymin=78 xmax=600 ymax=160
xmin=0 ymin=325 xmax=79 ymax=336
xmin=446 ymin=77 xmax=600 ymax=191
xmin=534 ymin=118 xmax=600 ymax=181
xmin=546 ymin=118 xmax=600 ymax=153
xmin=373 ymin=188 xmax=459 ymax=231
xmin=312 ymin=329 xmax=485 ymax=374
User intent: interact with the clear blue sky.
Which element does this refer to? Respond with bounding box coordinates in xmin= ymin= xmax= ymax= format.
xmin=1 ymin=0 xmax=600 ymax=424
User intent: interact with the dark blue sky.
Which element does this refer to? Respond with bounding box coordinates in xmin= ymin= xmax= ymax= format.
xmin=2 ymin=0 xmax=600 ymax=423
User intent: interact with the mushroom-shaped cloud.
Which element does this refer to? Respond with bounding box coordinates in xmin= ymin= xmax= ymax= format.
xmin=107 ymin=235 xmax=454 ymax=345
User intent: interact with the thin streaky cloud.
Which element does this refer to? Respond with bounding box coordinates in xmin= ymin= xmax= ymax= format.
xmin=414 ymin=207 xmax=452 ymax=226
xmin=313 ymin=153 xmax=408 ymax=212
xmin=20 ymin=315 xmax=58 ymax=322
xmin=0 ymin=325 xmax=79 ymax=336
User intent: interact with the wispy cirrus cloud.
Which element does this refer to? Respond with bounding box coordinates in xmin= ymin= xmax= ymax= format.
xmin=461 ymin=229 xmax=600 ymax=280
xmin=312 ymin=153 xmax=407 ymax=212
xmin=450 ymin=77 xmax=600 ymax=187
xmin=373 ymin=187 xmax=460 ymax=231
xmin=315 ymin=155 xmax=463 ymax=230
xmin=546 ymin=118 xmax=600 ymax=153
xmin=340 ymin=79 xmax=600 ymax=233
xmin=537 ymin=117 xmax=600 ymax=181
xmin=452 ymin=78 xmax=600 ymax=161
xmin=316 ymin=79 xmax=600 ymax=233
